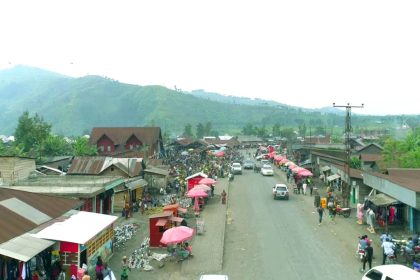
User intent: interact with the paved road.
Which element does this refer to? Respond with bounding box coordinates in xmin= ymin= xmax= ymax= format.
xmin=222 ymin=165 xmax=364 ymax=280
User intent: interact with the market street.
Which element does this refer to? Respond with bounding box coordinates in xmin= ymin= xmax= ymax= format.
xmin=222 ymin=165 xmax=368 ymax=280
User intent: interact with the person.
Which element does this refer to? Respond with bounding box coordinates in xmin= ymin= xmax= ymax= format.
xmin=95 ymin=256 xmax=104 ymax=280
xmin=317 ymin=205 xmax=325 ymax=225
xmin=121 ymin=256 xmax=130 ymax=280
xmin=413 ymin=232 xmax=419 ymax=247
xmin=404 ymin=237 xmax=414 ymax=256
xmin=82 ymin=271 xmax=91 ymax=280
xmin=367 ymin=208 xmax=376 ymax=233
xmin=210 ymin=185 xmax=215 ymax=197
xmin=380 ymin=232 xmax=392 ymax=245
xmin=101 ymin=263 xmax=112 ymax=280
xmin=357 ymin=203 xmax=364 ymax=225
xmin=221 ymin=189 xmax=227 ymax=204
xmin=359 ymin=235 xmax=368 ymax=250
xmin=361 ymin=243 xmax=373 ymax=273
xmin=381 ymin=238 xmax=396 ymax=265
xmin=302 ymin=182 xmax=307 ymax=195
xmin=185 ymin=242 xmax=193 ymax=257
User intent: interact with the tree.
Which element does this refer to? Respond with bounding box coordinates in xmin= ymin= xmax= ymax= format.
xmin=196 ymin=123 xmax=205 ymax=139
xmin=272 ymin=124 xmax=281 ymax=137
xmin=182 ymin=123 xmax=194 ymax=138
xmin=242 ymin=123 xmax=255 ymax=135
xmin=350 ymin=156 xmax=362 ymax=169
xmin=40 ymin=135 xmax=73 ymax=157
xmin=204 ymin=122 xmax=212 ymax=136
xmin=382 ymin=129 xmax=420 ymax=168
xmin=280 ymin=128 xmax=295 ymax=140
xmin=14 ymin=111 xmax=52 ymax=154
xmin=298 ymin=122 xmax=307 ymax=137
xmin=72 ymin=137 xmax=98 ymax=156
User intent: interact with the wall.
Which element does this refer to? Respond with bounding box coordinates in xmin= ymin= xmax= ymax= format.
xmin=97 ymin=135 xmax=115 ymax=155
xmin=0 ymin=157 xmax=36 ymax=185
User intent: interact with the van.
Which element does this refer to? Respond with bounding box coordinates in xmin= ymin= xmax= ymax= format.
xmin=362 ymin=264 xmax=420 ymax=280
xmin=199 ymin=275 xmax=229 ymax=280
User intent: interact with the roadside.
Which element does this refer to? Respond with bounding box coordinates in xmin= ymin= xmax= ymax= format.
xmin=107 ymin=176 xmax=229 ymax=280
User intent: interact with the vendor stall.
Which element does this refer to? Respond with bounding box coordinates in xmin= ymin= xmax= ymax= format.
xmin=31 ymin=211 xmax=118 ymax=274
xmin=149 ymin=211 xmax=185 ymax=247
xmin=186 ymin=172 xmax=208 ymax=191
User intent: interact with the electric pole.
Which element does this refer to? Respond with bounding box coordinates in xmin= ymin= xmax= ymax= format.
xmin=332 ymin=103 xmax=364 ymax=207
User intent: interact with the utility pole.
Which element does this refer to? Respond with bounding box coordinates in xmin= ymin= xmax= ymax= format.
xmin=332 ymin=103 xmax=364 ymax=207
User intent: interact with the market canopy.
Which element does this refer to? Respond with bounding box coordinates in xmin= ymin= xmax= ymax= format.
xmin=31 ymin=211 xmax=118 ymax=245
xmin=0 ymin=233 xmax=54 ymax=262
xmin=327 ymin=174 xmax=340 ymax=182
xmin=367 ymin=193 xmax=398 ymax=207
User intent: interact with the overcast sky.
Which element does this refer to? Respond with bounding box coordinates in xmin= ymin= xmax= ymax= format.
xmin=1 ymin=0 xmax=419 ymax=115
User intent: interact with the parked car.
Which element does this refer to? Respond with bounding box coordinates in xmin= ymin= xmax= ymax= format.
xmin=362 ymin=264 xmax=420 ymax=280
xmin=272 ymin=184 xmax=289 ymax=200
xmin=231 ymin=162 xmax=242 ymax=174
xmin=243 ymin=159 xmax=254 ymax=169
xmin=261 ymin=164 xmax=274 ymax=176
xmin=260 ymin=159 xmax=270 ymax=166
xmin=199 ymin=275 xmax=229 ymax=280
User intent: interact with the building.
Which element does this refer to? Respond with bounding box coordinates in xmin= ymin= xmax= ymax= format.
xmin=0 ymin=156 xmax=36 ymax=185
xmin=89 ymin=127 xmax=165 ymax=158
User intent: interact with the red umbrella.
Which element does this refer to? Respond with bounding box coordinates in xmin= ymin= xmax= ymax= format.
xmin=291 ymin=166 xmax=305 ymax=173
xmin=193 ymin=184 xmax=211 ymax=192
xmin=187 ymin=188 xmax=209 ymax=198
xmin=298 ymin=169 xmax=313 ymax=177
xmin=160 ymin=226 xmax=194 ymax=245
xmin=199 ymin=178 xmax=217 ymax=185
xmin=215 ymin=151 xmax=225 ymax=157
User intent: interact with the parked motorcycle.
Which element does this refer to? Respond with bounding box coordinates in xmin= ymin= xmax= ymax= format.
xmin=336 ymin=205 xmax=351 ymax=218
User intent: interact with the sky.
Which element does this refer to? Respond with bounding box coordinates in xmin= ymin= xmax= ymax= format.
xmin=1 ymin=0 xmax=419 ymax=116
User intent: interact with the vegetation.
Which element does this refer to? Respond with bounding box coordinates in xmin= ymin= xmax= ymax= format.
xmin=382 ymin=128 xmax=420 ymax=168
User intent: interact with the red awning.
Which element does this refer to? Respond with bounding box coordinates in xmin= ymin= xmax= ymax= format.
xmin=156 ymin=218 xmax=168 ymax=227
xmin=170 ymin=216 xmax=184 ymax=223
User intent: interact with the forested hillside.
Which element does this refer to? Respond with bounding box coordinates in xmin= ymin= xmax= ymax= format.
xmin=0 ymin=66 xmax=418 ymax=136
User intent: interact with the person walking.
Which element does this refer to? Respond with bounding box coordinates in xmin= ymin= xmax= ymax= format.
xmin=317 ymin=205 xmax=325 ymax=225
xmin=221 ymin=189 xmax=227 ymax=204
xmin=361 ymin=243 xmax=373 ymax=273
xmin=302 ymin=182 xmax=307 ymax=195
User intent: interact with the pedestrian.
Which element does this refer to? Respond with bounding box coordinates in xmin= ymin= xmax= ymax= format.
xmin=221 ymin=189 xmax=227 ymax=204
xmin=317 ymin=205 xmax=325 ymax=225
xmin=302 ymin=182 xmax=307 ymax=195
xmin=82 ymin=271 xmax=90 ymax=280
xmin=381 ymin=238 xmax=395 ymax=265
xmin=309 ymin=183 xmax=313 ymax=196
xmin=95 ymin=256 xmax=104 ymax=280
xmin=121 ymin=256 xmax=130 ymax=280
xmin=210 ymin=185 xmax=215 ymax=198
xmin=361 ymin=243 xmax=373 ymax=273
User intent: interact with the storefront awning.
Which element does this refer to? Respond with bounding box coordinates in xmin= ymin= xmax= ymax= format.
xmin=156 ymin=219 xmax=168 ymax=227
xmin=367 ymin=193 xmax=398 ymax=207
xmin=327 ymin=174 xmax=340 ymax=182
xmin=31 ymin=211 xmax=118 ymax=245
xmin=126 ymin=178 xmax=148 ymax=190
xmin=320 ymin=166 xmax=331 ymax=172
xmin=0 ymin=233 xmax=54 ymax=262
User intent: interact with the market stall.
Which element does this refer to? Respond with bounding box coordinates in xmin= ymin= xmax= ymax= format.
xmin=31 ymin=211 xmax=118 ymax=274
xmin=149 ymin=211 xmax=185 ymax=247
xmin=186 ymin=172 xmax=208 ymax=191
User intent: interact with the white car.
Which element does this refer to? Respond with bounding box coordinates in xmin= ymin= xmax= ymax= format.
xmin=199 ymin=275 xmax=229 ymax=280
xmin=231 ymin=162 xmax=242 ymax=174
xmin=272 ymin=184 xmax=289 ymax=200
xmin=261 ymin=164 xmax=274 ymax=176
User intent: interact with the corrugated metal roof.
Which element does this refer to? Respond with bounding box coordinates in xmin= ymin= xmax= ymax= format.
xmin=0 ymin=198 xmax=51 ymax=225
xmin=68 ymin=156 xmax=143 ymax=176
xmin=0 ymin=233 xmax=54 ymax=262
xmin=0 ymin=189 xmax=82 ymax=244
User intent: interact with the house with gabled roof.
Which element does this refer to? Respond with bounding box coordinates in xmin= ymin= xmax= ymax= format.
xmin=356 ymin=143 xmax=383 ymax=172
xmin=89 ymin=127 xmax=164 ymax=158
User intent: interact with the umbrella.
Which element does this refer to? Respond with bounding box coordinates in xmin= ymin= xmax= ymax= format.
xmin=193 ymin=184 xmax=211 ymax=192
xmin=160 ymin=226 xmax=194 ymax=245
xmin=215 ymin=151 xmax=225 ymax=157
xmin=199 ymin=178 xmax=217 ymax=185
xmin=298 ymin=169 xmax=313 ymax=177
xmin=187 ymin=188 xmax=209 ymax=198
xmin=291 ymin=166 xmax=305 ymax=173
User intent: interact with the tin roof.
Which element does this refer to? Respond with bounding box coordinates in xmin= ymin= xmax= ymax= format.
xmin=68 ymin=156 xmax=143 ymax=176
xmin=0 ymin=189 xmax=82 ymax=244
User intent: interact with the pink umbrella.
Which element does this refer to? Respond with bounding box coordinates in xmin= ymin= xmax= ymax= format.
xmin=199 ymin=178 xmax=217 ymax=185
xmin=291 ymin=166 xmax=305 ymax=173
xmin=193 ymin=184 xmax=211 ymax=192
xmin=298 ymin=169 xmax=313 ymax=177
xmin=187 ymin=188 xmax=209 ymax=198
xmin=215 ymin=151 xmax=225 ymax=157
xmin=280 ymin=158 xmax=289 ymax=164
xmin=160 ymin=226 xmax=194 ymax=245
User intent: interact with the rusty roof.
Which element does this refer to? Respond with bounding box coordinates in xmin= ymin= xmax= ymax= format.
xmin=387 ymin=168 xmax=420 ymax=180
xmin=68 ymin=156 xmax=143 ymax=176
xmin=0 ymin=189 xmax=82 ymax=244
xmin=365 ymin=170 xmax=420 ymax=193
xmin=89 ymin=127 xmax=161 ymax=146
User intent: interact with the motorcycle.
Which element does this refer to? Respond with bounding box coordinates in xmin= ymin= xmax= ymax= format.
xmin=335 ymin=205 xmax=351 ymax=218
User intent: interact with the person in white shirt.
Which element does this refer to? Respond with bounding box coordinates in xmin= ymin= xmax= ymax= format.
xmin=381 ymin=238 xmax=395 ymax=264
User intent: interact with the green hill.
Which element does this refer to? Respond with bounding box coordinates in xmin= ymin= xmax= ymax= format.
xmin=0 ymin=66 xmax=416 ymax=136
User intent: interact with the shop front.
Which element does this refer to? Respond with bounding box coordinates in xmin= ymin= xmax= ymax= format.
xmin=32 ymin=211 xmax=117 ymax=276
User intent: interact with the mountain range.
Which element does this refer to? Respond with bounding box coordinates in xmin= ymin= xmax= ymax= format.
xmin=0 ymin=65 xmax=414 ymax=136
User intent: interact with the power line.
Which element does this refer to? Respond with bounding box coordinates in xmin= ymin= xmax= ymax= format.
xmin=332 ymin=103 xmax=364 ymax=207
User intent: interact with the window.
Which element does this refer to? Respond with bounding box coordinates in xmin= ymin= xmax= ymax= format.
xmin=364 ymin=270 xmax=382 ymax=280
xmin=107 ymin=145 xmax=111 ymax=152
xmin=100 ymin=145 xmax=104 ymax=152
xmin=130 ymin=144 xmax=133 ymax=150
